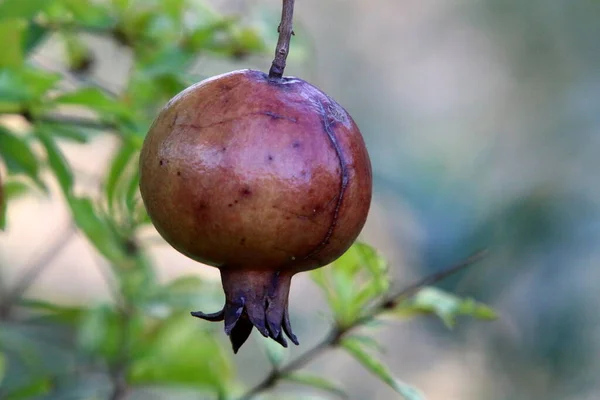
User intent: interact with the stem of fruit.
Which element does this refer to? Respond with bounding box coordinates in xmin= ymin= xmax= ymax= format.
xmin=235 ymin=249 xmax=489 ymax=400
xmin=268 ymin=0 xmax=295 ymax=79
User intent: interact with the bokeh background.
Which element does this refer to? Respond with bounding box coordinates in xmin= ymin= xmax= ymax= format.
xmin=2 ymin=0 xmax=600 ymax=399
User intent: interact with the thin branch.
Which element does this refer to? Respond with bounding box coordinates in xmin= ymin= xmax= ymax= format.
xmin=109 ymin=305 xmax=133 ymax=400
xmin=268 ymin=0 xmax=295 ymax=79
xmin=376 ymin=249 xmax=489 ymax=313
xmin=0 ymin=224 xmax=77 ymax=319
xmin=107 ymin=310 xmax=132 ymax=400
xmin=238 ymin=338 xmax=333 ymax=400
xmin=236 ymin=249 xmax=489 ymax=400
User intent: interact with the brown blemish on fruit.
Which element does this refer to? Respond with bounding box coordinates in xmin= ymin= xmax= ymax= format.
xmin=194 ymin=200 xmax=209 ymax=212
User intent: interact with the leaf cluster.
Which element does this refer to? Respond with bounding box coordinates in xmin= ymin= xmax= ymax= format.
xmin=0 ymin=1 xmax=494 ymax=399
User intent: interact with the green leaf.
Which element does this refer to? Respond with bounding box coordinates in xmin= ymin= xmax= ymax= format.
xmin=0 ymin=19 xmax=25 ymax=68
xmin=19 ymin=298 xmax=84 ymax=325
xmin=128 ymin=315 xmax=234 ymax=392
xmin=52 ymin=87 xmax=130 ymax=119
xmin=0 ymin=322 xmax=76 ymax=397
xmin=0 ymin=126 xmax=42 ymax=187
xmin=284 ymin=372 xmax=347 ymax=398
xmin=392 ymin=287 xmax=497 ymax=328
xmin=0 ymin=67 xmax=61 ymax=104
xmin=145 ymin=275 xmax=222 ymax=316
xmin=139 ymin=47 xmax=196 ymax=78
xmin=68 ymin=196 xmax=128 ymax=263
xmin=23 ymin=22 xmax=49 ymax=54
xmin=342 ymin=337 xmax=425 ymax=400
xmin=111 ymin=0 xmax=131 ymax=13
xmin=354 ymin=242 xmax=389 ymax=293
xmin=0 ymin=178 xmax=32 ymax=230
xmin=105 ymin=141 xmax=137 ymax=212
xmin=37 ymin=121 xmax=91 ymax=143
xmin=1 ymin=179 xmax=30 ymax=199
xmin=0 ymin=186 xmax=5 ymax=230
xmin=56 ymin=0 xmax=113 ymax=27
xmin=125 ymin=166 xmax=140 ymax=214
xmin=77 ymin=304 xmax=121 ymax=360
xmin=2 ymin=377 xmax=52 ymax=399
xmin=161 ymin=0 xmax=186 ymax=22
xmin=344 ymin=334 xmax=385 ymax=354
xmin=234 ymin=26 xmax=266 ymax=52
xmin=184 ymin=19 xmax=234 ymax=50
xmin=311 ymin=242 xmax=390 ymax=327
xmin=0 ymin=352 xmax=5 ymax=385
xmin=36 ymin=127 xmax=74 ymax=195
xmin=0 ymin=0 xmax=54 ymax=21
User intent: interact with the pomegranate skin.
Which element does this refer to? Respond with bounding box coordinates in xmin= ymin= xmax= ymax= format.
xmin=140 ymin=69 xmax=371 ymax=272
xmin=139 ymin=69 xmax=372 ymax=351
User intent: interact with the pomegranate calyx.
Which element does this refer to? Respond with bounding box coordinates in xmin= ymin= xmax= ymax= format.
xmin=191 ymin=269 xmax=298 ymax=353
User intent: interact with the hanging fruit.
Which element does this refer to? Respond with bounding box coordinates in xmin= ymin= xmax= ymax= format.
xmin=139 ymin=0 xmax=372 ymax=352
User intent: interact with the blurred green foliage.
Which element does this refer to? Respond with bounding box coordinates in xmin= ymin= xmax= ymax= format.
xmin=0 ymin=1 xmax=493 ymax=399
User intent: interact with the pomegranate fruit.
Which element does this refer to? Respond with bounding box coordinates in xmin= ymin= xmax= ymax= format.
xmin=139 ymin=69 xmax=372 ymax=352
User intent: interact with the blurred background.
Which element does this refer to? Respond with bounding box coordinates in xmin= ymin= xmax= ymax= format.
xmin=1 ymin=0 xmax=600 ymax=399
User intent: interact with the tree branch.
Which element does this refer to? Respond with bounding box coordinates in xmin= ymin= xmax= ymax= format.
xmin=0 ymin=224 xmax=77 ymax=319
xmin=109 ymin=305 xmax=133 ymax=400
xmin=268 ymin=0 xmax=295 ymax=79
xmin=236 ymin=249 xmax=489 ymax=400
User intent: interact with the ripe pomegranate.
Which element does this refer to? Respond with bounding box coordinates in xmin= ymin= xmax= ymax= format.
xmin=139 ymin=69 xmax=372 ymax=352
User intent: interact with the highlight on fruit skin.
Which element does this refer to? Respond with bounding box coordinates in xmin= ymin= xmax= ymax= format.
xmin=139 ymin=69 xmax=372 ymax=352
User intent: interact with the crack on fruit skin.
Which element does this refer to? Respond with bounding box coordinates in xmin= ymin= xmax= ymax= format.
xmin=176 ymin=110 xmax=297 ymax=131
xmin=302 ymin=100 xmax=349 ymax=261
xmin=263 ymin=111 xmax=298 ymax=123
xmin=169 ymin=111 xmax=179 ymax=129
